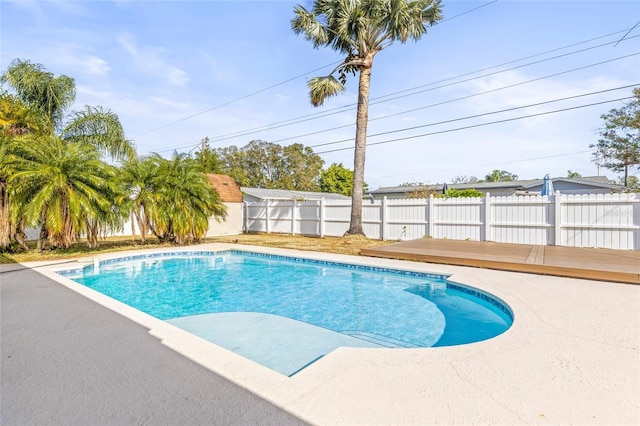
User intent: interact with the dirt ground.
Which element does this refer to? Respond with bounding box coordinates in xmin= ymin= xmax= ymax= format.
xmin=0 ymin=233 xmax=396 ymax=264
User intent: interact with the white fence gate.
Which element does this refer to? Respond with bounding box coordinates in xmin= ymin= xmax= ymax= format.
xmin=244 ymin=193 xmax=640 ymax=250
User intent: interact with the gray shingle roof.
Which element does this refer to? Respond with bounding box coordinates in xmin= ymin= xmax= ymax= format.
xmin=241 ymin=187 xmax=351 ymax=201
xmin=369 ymin=176 xmax=623 ymax=195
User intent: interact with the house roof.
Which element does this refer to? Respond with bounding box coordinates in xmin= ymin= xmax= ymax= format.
xmin=205 ymin=174 xmax=243 ymax=203
xmin=241 ymin=187 xmax=351 ymax=201
xmin=368 ymin=176 xmax=624 ymax=195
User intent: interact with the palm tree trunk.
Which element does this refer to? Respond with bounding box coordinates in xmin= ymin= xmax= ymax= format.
xmin=346 ymin=65 xmax=371 ymax=236
xmin=0 ymin=181 xmax=11 ymax=249
xmin=14 ymin=218 xmax=28 ymax=252
xmin=130 ymin=211 xmax=136 ymax=242
xmin=134 ymin=207 xmax=147 ymax=243
xmin=37 ymin=225 xmax=48 ymax=253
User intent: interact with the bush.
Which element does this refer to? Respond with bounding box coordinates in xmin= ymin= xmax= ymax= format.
xmin=444 ymin=188 xmax=485 ymax=198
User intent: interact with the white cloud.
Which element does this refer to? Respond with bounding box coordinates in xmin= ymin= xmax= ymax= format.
xmin=78 ymin=55 xmax=111 ymax=76
xmin=116 ymin=33 xmax=190 ymax=87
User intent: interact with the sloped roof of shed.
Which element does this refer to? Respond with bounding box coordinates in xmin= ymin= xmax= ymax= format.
xmin=241 ymin=187 xmax=351 ymax=201
xmin=206 ymin=174 xmax=243 ymax=203
xmin=369 ymin=176 xmax=624 ymax=195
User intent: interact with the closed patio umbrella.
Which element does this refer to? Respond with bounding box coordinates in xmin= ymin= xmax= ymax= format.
xmin=541 ymin=174 xmax=554 ymax=196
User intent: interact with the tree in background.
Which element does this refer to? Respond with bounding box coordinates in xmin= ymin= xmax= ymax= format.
xmin=321 ymin=163 xmax=357 ymax=196
xmin=193 ymin=137 xmax=223 ymax=174
xmin=216 ymin=140 xmax=324 ymax=191
xmin=590 ymin=87 xmax=640 ymax=187
xmin=484 ymin=169 xmax=518 ymax=182
xmin=617 ymin=175 xmax=639 ymax=192
xmin=281 ymin=143 xmax=324 ymax=191
xmin=397 ymin=181 xmax=437 ymax=198
xmin=451 ymin=175 xmax=480 ymax=184
xmin=567 ymin=170 xmax=582 ymax=178
xmin=292 ymin=0 xmax=442 ymax=236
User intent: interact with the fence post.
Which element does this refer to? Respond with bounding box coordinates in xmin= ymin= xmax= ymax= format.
xmin=381 ymin=196 xmax=387 ymax=241
xmin=291 ymin=199 xmax=297 ymax=236
xmin=243 ymin=202 xmax=247 ymax=232
xmin=319 ymin=198 xmax=325 ymax=238
xmin=266 ymin=201 xmax=271 ymax=234
xmin=554 ymin=191 xmax=562 ymax=246
xmin=428 ymin=195 xmax=434 ymax=238
xmin=484 ymin=193 xmax=491 ymax=242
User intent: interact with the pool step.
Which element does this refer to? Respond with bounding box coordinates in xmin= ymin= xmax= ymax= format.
xmin=342 ymin=331 xmax=420 ymax=349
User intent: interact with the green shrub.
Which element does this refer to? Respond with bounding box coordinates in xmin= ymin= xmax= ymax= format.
xmin=444 ymin=188 xmax=485 ymax=198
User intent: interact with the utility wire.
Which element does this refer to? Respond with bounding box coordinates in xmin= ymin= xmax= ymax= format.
xmin=134 ymin=0 xmax=500 ymax=139
xmin=157 ymin=44 xmax=639 ymax=154
xmin=278 ymin=53 xmax=640 ymax=146
xmin=309 ymin=84 xmax=638 ymax=149
xmin=205 ymin=34 xmax=639 ymax=146
xmin=613 ymin=20 xmax=640 ymax=47
xmin=315 ymin=96 xmax=634 ymax=154
xmin=132 ymin=60 xmax=342 ymax=138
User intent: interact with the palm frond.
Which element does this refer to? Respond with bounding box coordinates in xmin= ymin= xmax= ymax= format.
xmin=307 ymin=76 xmax=345 ymax=107
xmin=1 ymin=59 xmax=76 ymax=128
xmin=62 ymin=105 xmax=135 ymax=160
xmin=291 ymin=5 xmax=330 ymax=47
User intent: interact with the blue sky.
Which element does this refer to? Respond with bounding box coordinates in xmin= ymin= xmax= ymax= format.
xmin=1 ymin=0 xmax=639 ymax=189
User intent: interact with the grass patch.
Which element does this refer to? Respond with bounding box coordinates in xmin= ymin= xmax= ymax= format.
xmin=1 ymin=233 xmax=395 ymax=264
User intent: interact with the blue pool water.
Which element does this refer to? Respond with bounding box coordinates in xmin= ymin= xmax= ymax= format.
xmin=59 ymin=250 xmax=513 ymax=374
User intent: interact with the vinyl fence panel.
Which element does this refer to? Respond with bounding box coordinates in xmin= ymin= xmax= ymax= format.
xmin=243 ymin=193 xmax=640 ymax=250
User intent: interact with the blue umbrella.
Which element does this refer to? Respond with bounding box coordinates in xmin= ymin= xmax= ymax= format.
xmin=442 ymin=183 xmax=448 ymax=195
xmin=541 ymin=174 xmax=554 ymax=196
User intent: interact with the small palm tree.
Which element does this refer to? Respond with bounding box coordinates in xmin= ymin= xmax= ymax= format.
xmin=292 ymin=0 xmax=442 ymax=235
xmin=0 ymin=92 xmax=49 ymax=250
xmin=144 ymin=153 xmax=227 ymax=245
xmin=7 ymin=135 xmax=119 ymax=250
xmin=120 ymin=155 xmax=161 ymax=244
xmin=1 ymin=59 xmax=135 ymax=251
xmin=0 ymin=59 xmax=75 ymax=130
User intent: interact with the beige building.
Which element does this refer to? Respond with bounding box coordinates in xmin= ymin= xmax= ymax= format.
xmin=205 ymin=174 xmax=244 ymax=237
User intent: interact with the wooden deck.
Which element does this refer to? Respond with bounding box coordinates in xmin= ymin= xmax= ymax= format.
xmin=361 ymin=239 xmax=640 ymax=285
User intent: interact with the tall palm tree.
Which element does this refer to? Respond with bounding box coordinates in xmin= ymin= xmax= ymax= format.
xmin=292 ymin=0 xmax=442 ymax=235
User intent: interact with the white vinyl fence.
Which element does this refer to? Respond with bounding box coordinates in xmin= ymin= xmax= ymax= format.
xmin=244 ymin=193 xmax=640 ymax=250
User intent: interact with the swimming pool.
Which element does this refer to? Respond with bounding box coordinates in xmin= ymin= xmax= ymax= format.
xmin=59 ymin=250 xmax=513 ymax=375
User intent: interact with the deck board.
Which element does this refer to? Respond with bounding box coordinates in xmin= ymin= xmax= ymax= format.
xmin=360 ymin=239 xmax=640 ymax=284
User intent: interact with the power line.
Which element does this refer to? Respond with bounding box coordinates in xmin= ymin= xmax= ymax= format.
xmin=292 ymin=53 xmax=640 ymax=147
xmin=315 ymin=96 xmax=634 ymax=154
xmin=134 ymin=0 xmax=500 ymax=139
xmin=155 ymin=44 xmax=638 ymax=155
xmin=613 ymin=20 xmax=640 ymax=47
xmin=132 ymin=60 xmax=342 ymax=138
xmin=205 ymin=34 xmax=639 ymax=146
xmin=309 ymin=84 xmax=638 ymax=149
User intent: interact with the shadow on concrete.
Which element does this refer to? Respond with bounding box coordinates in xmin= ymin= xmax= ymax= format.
xmin=0 ymin=265 xmax=308 ymax=426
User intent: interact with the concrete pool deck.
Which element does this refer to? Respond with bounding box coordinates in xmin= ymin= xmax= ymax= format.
xmin=1 ymin=243 xmax=639 ymax=425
